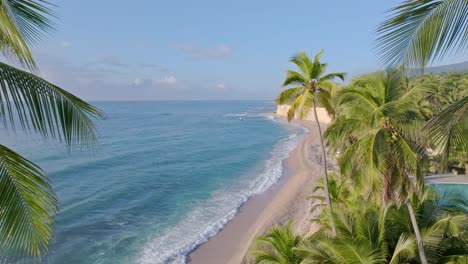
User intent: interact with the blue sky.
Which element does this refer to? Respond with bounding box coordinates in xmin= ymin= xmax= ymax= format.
xmin=29 ymin=0 xmax=467 ymax=100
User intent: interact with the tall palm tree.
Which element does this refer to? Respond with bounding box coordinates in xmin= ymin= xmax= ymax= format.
xmin=375 ymin=0 xmax=468 ymax=174
xmin=0 ymin=0 xmax=102 ymax=256
xmin=249 ymin=221 xmax=304 ymax=264
xmin=276 ymin=50 xmax=345 ymax=236
xmin=324 ymin=70 xmax=431 ymax=263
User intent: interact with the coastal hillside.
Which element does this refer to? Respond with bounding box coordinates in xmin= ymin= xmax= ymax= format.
xmin=408 ymin=61 xmax=468 ymax=76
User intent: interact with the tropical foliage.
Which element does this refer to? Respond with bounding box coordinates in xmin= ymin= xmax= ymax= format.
xmin=253 ymin=0 xmax=468 ymax=263
xmin=302 ymin=182 xmax=468 ymax=264
xmin=277 ymin=50 xmax=345 ymax=235
xmin=376 ymin=0 xmax=468 ymax=174
xmin=250 ymin=173 xmax=468 ymax=264
xmin=249 ymin=221 xmax=304 ymax=264
xmin=375 ymin=0 xmax=468 ymax=69
xmin=0 ymin=0 xmax=102 ymax=256
xmin=325 ymin=70 xmax=428 ymax=202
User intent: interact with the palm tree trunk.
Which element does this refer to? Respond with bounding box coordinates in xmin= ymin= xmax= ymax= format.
xmin=312 ymin=100 xmax=336 ymax=236
xmin=405 ymin=198 xmax=428 ymax=264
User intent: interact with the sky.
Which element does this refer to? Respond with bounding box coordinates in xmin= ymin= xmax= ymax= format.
xmin=19 ymin=0 xmax=468 ymax=100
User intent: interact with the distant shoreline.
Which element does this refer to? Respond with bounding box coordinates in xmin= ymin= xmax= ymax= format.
xmin=188 ymin=120 xmax=324 ymax=263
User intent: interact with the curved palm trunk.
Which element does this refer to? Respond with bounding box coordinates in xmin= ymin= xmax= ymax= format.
xmin=312 ymin=100 xmax=336 ymax=236
xmin=405 ymin=198 xmax=428 ymax=264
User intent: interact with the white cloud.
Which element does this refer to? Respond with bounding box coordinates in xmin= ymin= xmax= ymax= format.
xmin=216 ymin=82 xmax=227 ymax=89
xmin=172 ymin=44 xmax=233 ymax=59
xmin=132 ymin=77 xmax=153 ymax=86
xmin=155 ymin=76 xmax=177 ymax=85
xmin=60 ymin=41 xmax=72 ymax=48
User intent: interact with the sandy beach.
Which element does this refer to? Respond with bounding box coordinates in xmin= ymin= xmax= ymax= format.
xmin=188 ymin=120 xmax=325 ymax=263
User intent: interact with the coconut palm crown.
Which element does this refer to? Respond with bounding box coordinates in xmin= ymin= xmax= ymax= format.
xmin=324 ymin=70 xmax=433 ymax=263
xmin=276 ymin=50 xmax=345 ymax=121
xmin=375 ymin=0 xmax=468 ymax=175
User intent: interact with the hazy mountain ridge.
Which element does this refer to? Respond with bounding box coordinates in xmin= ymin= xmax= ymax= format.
xmin=408 ymin=61 xmax=468 ymax=76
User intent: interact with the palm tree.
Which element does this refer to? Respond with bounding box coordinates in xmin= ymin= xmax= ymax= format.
xmin=249 ymin=221 xmax=304 ymax=264
xmin=297 ymin=206 xmax=416 ymax=264
xmin=276 ymin=50 xmax=345 ymax=236
xmin=298 ymin=188 xmax=467 ymax=264
xmin=0 ymin=0 xmax=102 ymax=256
xmin=324 ymin=70 xmax=431 ymax=263
xmin=375 ymin=0 xmax=468 ymax=174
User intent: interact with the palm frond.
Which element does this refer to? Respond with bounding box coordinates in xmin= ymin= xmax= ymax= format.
xmin=249 ymin=221 xmax=303 ymax=264
xmin=376 ymin=0 xmax=468 ymax=68
xmin=389 ymin=233 xmax=417 ymax=264
xmin=0 ymin=0 xmax=55 ymax=69
xmin=423 ymin=95 xmax=468 ymax=169
xmin=309 ymin=49 xmax=325 ymax=79
xmin=0 ymin=62 xmax=103 ymax=149
xmin=275 ymin=86 xmax=303 ymax=105
xmin=290 ymin=51 xmax=311 ymax=78
xmin=319 ymin=72 xmax=346 ymax=82
xmin=0 ymin=145 xmax=57 ymax=256
xmin=282 ymin=70 xmax=307 ymax=87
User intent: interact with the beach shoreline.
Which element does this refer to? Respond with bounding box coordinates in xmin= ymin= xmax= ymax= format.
xmin=188 ymin=120 xmax=324 ymax=264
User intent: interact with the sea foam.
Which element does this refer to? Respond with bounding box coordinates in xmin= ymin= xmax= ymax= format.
xmin=136 ymin=118 xmax=305 ymax=264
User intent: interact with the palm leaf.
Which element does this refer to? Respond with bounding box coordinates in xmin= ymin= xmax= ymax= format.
xmin=319 ymin=72 xmax=346 ymax=82
xmin=376 ymin=0 xmax=468 ymax=68
xmin=282 ymin=70 xmax=307 ymax=87
xmin=0 ymin=0 xmax=55 ymax=69
xmin=0 ymin=62 xmax=103 ymax=148
xmin=389 ymin=233 xmax=417 ymax=263
xmin=290 ymin=51 xmax=311 ymax=78
xmin=423 ymin=95 xmax=468 ymax=169
xmin=0 ymin=145 xmax=57 ymax=256
xmin=275 ymin=86 xmax=303 ymax=105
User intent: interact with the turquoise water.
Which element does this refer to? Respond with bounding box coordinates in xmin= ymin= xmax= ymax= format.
xmin=433 ymin=184 xmax=468 ymax=201
xmin=1 ymin=101 xmax=305 ymax=264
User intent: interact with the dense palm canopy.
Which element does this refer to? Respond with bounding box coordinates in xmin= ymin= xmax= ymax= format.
xmin=325 ymin=70 xmax=427 ymax=203
xmin=376 ymin=0 xmax=468 ymax=174
xmin=0 ymin=0 xmax=102 ymax=256
xmin=250 ymin=173 xmax=468 ymax=264
xmin=324 ymin=70 xmax=433 ymax=262
xmin=299 ymin=186 xmax=468 ymax=264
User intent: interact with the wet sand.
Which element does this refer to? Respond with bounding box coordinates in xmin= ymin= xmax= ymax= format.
xmin=188 ymin=120 xmax=325 ymax=263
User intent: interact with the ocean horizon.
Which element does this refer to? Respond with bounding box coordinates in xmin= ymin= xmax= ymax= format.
xmin=1 ymin=101 xmax=306 ymax=264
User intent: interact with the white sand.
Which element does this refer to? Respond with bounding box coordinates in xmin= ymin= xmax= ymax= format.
xmin=188 ymin=120 xmax=325 ymax=263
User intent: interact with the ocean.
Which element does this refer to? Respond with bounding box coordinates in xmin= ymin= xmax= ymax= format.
xmin=1 ymin=101 xmax=306 ymax=264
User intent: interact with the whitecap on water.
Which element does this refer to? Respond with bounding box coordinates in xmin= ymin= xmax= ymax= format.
xmin=136 ymin=130 xmax=305 ymax=264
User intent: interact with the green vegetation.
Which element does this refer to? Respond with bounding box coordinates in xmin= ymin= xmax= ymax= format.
xmin=252 ymin=0 xmax=468 ymax=262
xmin=276 ymin=50 xmax=345 ymax=236
xmin=0 ymin=0 xmax=102 ymax=256
xmin=250 ymin=221 xmax=304 ymax=264
xmin=375 ymin=0 xmax=468 ymax=69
